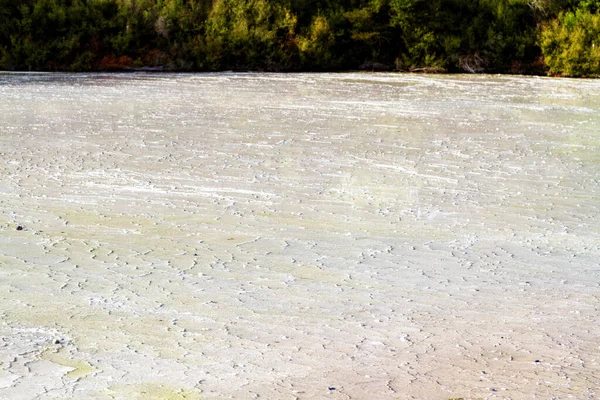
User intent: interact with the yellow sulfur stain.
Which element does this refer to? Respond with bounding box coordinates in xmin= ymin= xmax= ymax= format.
xmin=41 ymin=347 xmax=96 ymax=379
xmin=106 ymin=383 xmax=203 ymax=400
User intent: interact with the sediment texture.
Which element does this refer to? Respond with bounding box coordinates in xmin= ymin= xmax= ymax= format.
xmin=0 ymin=73 xmax=599 ymax=399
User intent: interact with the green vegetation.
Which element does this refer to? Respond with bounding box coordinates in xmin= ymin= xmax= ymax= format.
xmin=0 ymin=0 xmax=598 ymax=76
xmin=539 ymin=0 xmax=600 ymax=76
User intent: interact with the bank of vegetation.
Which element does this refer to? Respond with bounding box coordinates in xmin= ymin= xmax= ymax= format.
xmin=1 ymin=0 xmax=599 ymax=76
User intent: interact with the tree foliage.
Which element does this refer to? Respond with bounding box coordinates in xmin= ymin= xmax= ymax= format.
xmin=539 ymin=1 xmax=600 ymax=76
xmin=0 ymin=0 xmax=597 ymax=75
xmin=204 ymin=0 xmax=299 ymax=70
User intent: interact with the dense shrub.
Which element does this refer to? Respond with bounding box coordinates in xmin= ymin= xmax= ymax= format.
xmin=204 ymin=0 xmax=299 ymax=70
xmin=540 ymin=3 xmax=600 ymax=76
xmin=0 ymin=0 xmax=598 ymax=75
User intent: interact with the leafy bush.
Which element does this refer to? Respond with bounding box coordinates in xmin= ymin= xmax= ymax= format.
xmin=0 ymin=0 xmax=598 ymax=74
xmin=205 ymin=0 xmax=299 ymax=70
xmin=540 ymin=3 xmax=600 ymax=76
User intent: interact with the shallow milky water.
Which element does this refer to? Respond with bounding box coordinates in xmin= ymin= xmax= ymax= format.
xmin=0 ymin=73 xmax=599 ymax=399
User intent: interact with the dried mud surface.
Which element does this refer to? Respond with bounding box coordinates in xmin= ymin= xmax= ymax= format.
xmin=0 ymin=73 xmax=599 ymax=399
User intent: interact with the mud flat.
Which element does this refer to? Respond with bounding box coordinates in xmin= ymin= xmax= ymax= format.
xmin=1 ymin=72 xmax=599 ymax=399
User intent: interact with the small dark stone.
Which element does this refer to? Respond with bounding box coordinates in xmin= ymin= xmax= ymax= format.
xmin=16 ymin=226 xmax=23 ymax=231
xmin=328 ymin=387 xmax=336 ymax=391
xmin=534 ymin=359 xmax=541 ymax=363
xmin=194 ymin=253 xmax=198 ymax=256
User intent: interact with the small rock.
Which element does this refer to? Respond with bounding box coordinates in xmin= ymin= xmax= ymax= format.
xmin=328 ymin=387 xmax=336 ymax=391
xmin=534 ymin=359 xmax=541 ymax=363
xmin=16 ymin=226 xmax=24 ymax=231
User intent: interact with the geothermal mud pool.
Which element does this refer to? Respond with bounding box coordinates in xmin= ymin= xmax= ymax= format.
xmin=0 ymin=73 xmax=599 ymax=399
